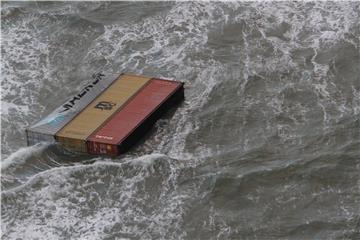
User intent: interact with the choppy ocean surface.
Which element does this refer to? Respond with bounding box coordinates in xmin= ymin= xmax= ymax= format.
xmin=1 ymin=1 xmax=360 ymax=239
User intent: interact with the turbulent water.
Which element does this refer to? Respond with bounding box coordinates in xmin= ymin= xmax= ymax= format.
xmin=1 ymin=1 xmax=360 ymax=239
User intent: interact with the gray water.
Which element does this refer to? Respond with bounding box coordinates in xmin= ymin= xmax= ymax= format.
xmin=1 ymin=1 xmax=360 ymax=239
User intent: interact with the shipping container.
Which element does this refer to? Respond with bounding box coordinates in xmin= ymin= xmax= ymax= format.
xmin=26 ymin=72 xmax=118 ymax=145
xmin=87 ymin=79 xmax=184 ymax=155
xmin=55 ymin=74 xmax=152 ymax=152
xmin=26 ymin=73 xmax=184 ymax=156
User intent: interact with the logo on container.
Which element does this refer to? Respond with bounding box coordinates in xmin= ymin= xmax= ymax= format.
xmin=94 ymin=101 xmax=116 ymax=110
xmin=60 ymin=72 xmax=105 ymax=113
xmin=95 ymin=135 xmax=113 ymax=140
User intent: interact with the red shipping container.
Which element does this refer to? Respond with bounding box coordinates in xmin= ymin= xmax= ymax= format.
xmin=87 ymin=79 xmax=184 ymax=155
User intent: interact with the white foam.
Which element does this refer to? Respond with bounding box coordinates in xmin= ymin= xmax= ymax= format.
xmin=2 ymin=2 xmax=359 ymax=239
xmin=127 ymin=153 xmax=166 ymax=167
xmin=1 ymin=143 xmax=49 ymax=170
xmin=1 ymin=101 xmax=30 ymax=116
xmin=2 ymin=152 xmax=190 ymax=239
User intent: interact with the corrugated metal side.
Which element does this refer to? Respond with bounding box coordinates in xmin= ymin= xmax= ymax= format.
xmin=26 ymin=73 xmax=119 ymax=145
xmin=87 ymin=142 xmax=118 ymax=156
xmin=26 ymin=129 xmax=56 ymax=146
xmin=56 ymin=74 xmax=151 ymax=152
xmin=87 ymin=79 xmax=182 ymax=153
xmin=56 ymin=136 xmax=87 ymax=153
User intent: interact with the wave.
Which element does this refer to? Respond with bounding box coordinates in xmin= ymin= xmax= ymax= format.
xmin=1 ymin=143 xmax=49 ymax=170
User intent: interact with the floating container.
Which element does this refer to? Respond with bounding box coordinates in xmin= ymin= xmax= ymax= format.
xmin=87 ymin=79 xmax=184 ymax=155
xmin=26 ymin=73 xmax=184 ymax=156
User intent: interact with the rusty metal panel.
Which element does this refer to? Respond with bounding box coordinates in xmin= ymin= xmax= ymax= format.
xmin=87 ymin=141 xmax=118 ymax=155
